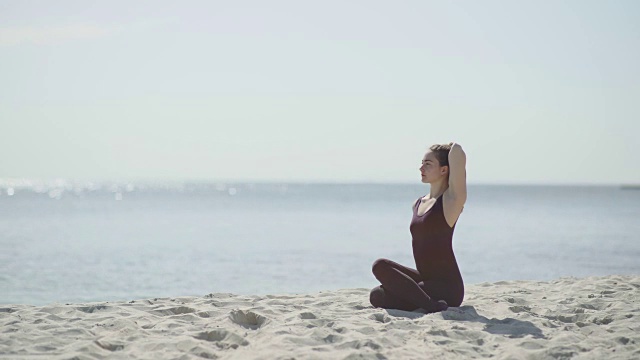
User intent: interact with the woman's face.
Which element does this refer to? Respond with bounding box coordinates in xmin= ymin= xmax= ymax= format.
xmin=419 ymin=151 xmax=446 ymax=183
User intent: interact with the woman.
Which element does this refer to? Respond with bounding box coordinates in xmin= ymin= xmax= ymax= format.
xmin=369 ymin=142 xmax=466 ymax=313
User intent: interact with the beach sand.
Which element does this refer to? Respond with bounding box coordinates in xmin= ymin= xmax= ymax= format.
xmin=1 ymin=275 xmax=638 ymax=359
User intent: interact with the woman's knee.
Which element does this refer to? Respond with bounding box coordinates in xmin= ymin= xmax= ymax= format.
xmin=369 ymin=286 xmax=386 ymax=308
xmin=371 ymin=258 xmax=391 ymax=276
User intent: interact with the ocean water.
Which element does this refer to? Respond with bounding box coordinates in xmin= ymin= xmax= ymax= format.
xmin=1 ymin=181 xmax=639 ymax=306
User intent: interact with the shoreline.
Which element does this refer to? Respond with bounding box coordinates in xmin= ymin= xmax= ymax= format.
xmin=1 ymin=274 xmax=638 ymax=359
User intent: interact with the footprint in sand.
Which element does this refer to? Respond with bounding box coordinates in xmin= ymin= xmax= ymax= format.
xmin=300 ymin=312 xmax=317 ymax=319
xmin=151 ymin=306 xmax=197 ymax=316
xmin=194 ymin=329 xmax=249 ymax=349
xmin=77 ymin=305 xmax=110 ymax=313
xmin=299 ymin=312 xmax=334 ymax=328
xmin=94 ymin=339 xmax=125 ymax=352
xmin=368 ymin=313 xmax=390 ymax=323
xmin=337 ymin=339 xmax=382 ymax=350
xmin=509 ymin=305 xmax=532 ymax=313
xmin=229 ymin=309 xmax=268 ymax=329
xmin=591 ymin=315 xmax=614 ymax=325
xmin=440 ymin=306 xmax=481 ymax=321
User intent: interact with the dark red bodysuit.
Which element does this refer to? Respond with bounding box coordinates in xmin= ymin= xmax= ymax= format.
xmin=370 ymin=194 xmax=464 ymax=312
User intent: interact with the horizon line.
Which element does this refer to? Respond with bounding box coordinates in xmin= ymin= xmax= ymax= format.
xmin=0 ymin=177 xmax=635 ymax=188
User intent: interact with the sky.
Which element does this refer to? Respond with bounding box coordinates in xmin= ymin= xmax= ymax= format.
xmin=1 ymin=0 xmax=638 ymax=185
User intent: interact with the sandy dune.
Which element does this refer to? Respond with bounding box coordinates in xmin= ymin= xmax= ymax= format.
xmin=1 ymin=275 xmax=638 ymax=359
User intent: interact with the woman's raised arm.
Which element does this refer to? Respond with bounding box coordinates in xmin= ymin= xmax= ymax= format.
xmin=448 ymin=142 xmax=467 ymax=204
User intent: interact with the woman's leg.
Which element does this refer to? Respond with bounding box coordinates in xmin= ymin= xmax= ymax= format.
xmin=419 ymin=280 xmax=464 ymax=307
xmin=369 ymin=285 xmax=419 ymax=311
xmin=371 ymin=258 xmax=448 ymax=313
xmin=373 ymin=258 xmax=422 ymax=283
xmin=370 ymin=258 xmax=419 ymax=310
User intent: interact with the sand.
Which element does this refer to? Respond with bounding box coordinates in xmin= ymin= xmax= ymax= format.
xmin=1 ymin=274 xmax=638 ymax=359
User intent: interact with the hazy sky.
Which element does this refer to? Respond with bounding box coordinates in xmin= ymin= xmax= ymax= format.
xmin=1 ymin=0 xmax=638 ymax=184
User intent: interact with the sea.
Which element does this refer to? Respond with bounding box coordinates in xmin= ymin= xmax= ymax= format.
xmin=1 ymin=180 xmax=639 ymax=306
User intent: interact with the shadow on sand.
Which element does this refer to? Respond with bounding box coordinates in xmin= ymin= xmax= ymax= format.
xmin=385 ymin=305 xmax=545 ymax=339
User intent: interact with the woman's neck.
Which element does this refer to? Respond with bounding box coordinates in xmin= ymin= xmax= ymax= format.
xmin=429 ymin=180 xmax=448 ymax=199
